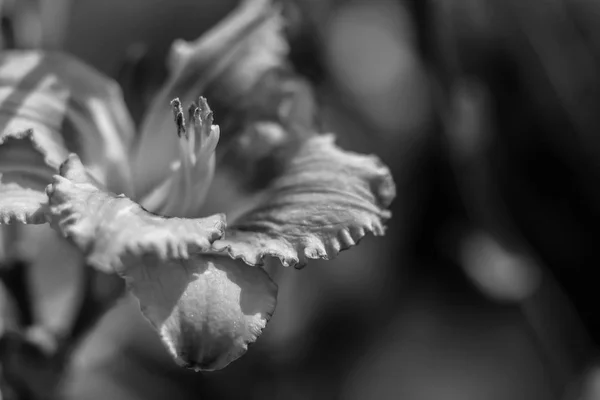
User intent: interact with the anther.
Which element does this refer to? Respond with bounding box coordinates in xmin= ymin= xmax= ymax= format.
xmin=188 ymin=102 xmax=198 ymax=125
xmin=197 ymin=97 xmax=213 ymax=126
xmin=197 ymin=96 xmax=214 ymax=143
xmin=171 ymin=98 xmax=187 ymax=138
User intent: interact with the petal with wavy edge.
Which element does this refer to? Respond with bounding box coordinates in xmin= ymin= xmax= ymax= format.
xmin=0 ymin=51 xmax=135 ymax=196
xmin=0 ymin=129 xmax=61 ymax=224
xmin=45 ymin=154 xmax=276 ymax=370
xmin=132 ymin=0 xmax=288 ymax=196
xmin=212 ymin=134 xmax=396 ymax=268
xmin=45 ymin=154 xmax=226 ymax=275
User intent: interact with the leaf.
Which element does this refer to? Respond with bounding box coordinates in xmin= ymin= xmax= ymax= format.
xmin=212 ymin=134 xmax=395 ymax=268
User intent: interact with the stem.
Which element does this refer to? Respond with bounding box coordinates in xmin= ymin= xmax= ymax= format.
xmin=64 ymin=266 xmax=124 ymax=354
xmin=0 ymin=260 xmax=33 ymax=329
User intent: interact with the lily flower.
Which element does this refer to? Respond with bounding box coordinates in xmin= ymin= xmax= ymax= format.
xmin=0 ymin=0 xmax=395 ymax=371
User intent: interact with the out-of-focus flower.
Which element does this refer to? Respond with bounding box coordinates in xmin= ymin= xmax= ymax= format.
xmin=0 ymin=0 xmax=395 ymax=371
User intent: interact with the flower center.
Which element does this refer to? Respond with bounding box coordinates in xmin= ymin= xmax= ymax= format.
xmin=139 ymin=97 xmax=220 ymax=217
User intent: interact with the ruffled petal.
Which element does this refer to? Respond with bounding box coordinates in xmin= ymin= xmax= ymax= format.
xmin=131 ymin=0 xmax=290 ymax=197
xmin=45 ymin=154 xmax=225 ymax=274
xmin=46 ymin=154 xmax=276 ymax=370
xmin=0 ymin=129 xmax=61 ymax=224
xmin=212 ymin=134 xmax=396 ymax=268
xmin=0 ymin=51 xmax=135 ymax=196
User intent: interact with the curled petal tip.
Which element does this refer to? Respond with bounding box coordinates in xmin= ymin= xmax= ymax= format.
xmin=0 ymin=129 xmax=61 ymax=225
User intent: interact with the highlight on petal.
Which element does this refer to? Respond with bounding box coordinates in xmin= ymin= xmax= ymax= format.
xmin=0 ymin=129 xmax=61 ymax=224
xmin=0 ymin=51 xmax=135 ymax=196
xmin=46 ymin=154 xmax=277 ymax=370
xmin=139 ymin=97 xmax=220 ymax=217
xmin=131 ymin=0 xmax=289 ymax=196
xmin=128 ymin=255 xmax=277 ymax=371
xmin=212 ymin=134 xmax=396 ymax=268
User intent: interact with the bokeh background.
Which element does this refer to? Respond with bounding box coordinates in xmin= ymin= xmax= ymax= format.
xmin=3 ymin=0 xmax=600 ymax=399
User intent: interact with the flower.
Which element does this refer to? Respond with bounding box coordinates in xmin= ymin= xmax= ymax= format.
xmin=0 ymin=0 xmax=395 ymax=371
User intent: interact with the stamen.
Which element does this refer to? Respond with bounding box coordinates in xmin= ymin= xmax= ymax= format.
xmin=171 ymin=97 xmax=192 ymax=208
xmin=187 ymin=102 xmax=198 ymax=123
xmin=187 ymin=102 xmax=199 ymax=162
xmin=141 ymin=96 xmax=220 ymax=217
xmin=197 ymin=97 xmax=214 ymax=143
xmin=171 ymin=98 xmax=187 ymax=138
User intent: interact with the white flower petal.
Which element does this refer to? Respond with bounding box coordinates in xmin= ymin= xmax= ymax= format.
xmin=0 ymin=129 xmax=60 ymax=225
xmin=45 ymin=154 xmax=225 ymax=275
xmin=129 ymin=255 xmax=276 ymax=371
xmin=0 ymin=51 xmax=135 ymax=196
xmin=212 ymin=134 xmax=395 ymax=267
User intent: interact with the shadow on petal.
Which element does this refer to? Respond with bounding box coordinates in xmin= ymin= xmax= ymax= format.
xmin=125 ymin=254 xmax=277 ymax=371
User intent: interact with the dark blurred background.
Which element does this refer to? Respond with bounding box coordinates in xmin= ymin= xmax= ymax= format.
xmin=3 ymin=0 xmax=600 ymax=399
